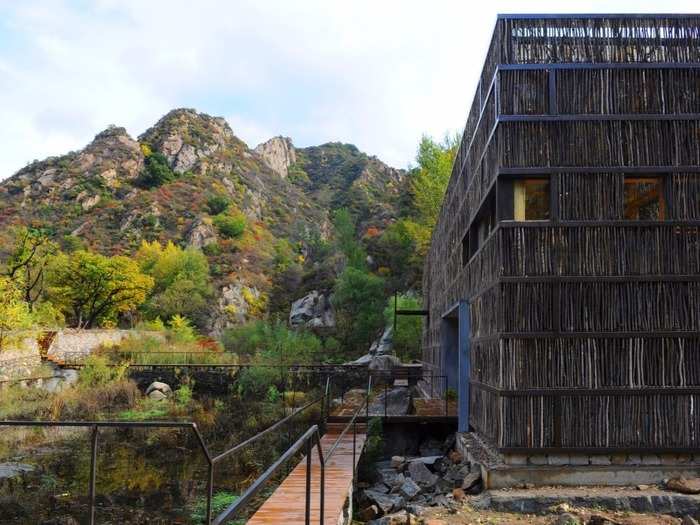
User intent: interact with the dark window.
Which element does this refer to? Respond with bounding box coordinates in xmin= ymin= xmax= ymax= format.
xmin=514 ymin=179 xmax=550 ymax=220
xmin=461 ymin=233 xmax=470 ymax=267
xmin=624 ymin=177 xmax=665 ymax=220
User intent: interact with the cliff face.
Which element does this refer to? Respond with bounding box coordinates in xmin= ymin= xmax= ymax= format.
xmin=0 ymin=108 xmax=404 ymax=334
xmin=254 ymin=136 xmax=296 ymax=178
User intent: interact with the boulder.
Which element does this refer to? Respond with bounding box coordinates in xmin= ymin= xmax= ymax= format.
xmin=369 ymin=386 xmax=411 ymax=416
xmin=407 ymin=461 xmax=438 ymax=488
xmin=667 ymin=477 xmax=700 ymax=495
xmin=289 ymin=290 xmax=335 ymax=329
xmin=146 ymin=381 xmax=172 ymax=400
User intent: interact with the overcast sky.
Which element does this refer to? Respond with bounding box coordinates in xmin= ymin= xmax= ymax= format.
xmin=0 ymin=0 xmax=697 ymax=178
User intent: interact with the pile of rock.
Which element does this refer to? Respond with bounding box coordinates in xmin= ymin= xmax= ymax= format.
xmin=358 ymin=442 xmax=482 ymax=523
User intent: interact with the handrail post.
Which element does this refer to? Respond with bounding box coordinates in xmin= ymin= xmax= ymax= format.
xmin=88 ymin=425 xmax=99 ymax=525
xmin=206 ymin=462 xmax=214 ymax=524
xmin=318 ymin=432 xmax=325 ymax=525
xmin=305 ymin=437 xmax=312 ymax=525
xmin=384 ymin=382 xmax=387 ymax=419
xmin=444 ymin=376 xmax=448 ymax=416
xmin=352 ymin=420 xmax=357 ymax=475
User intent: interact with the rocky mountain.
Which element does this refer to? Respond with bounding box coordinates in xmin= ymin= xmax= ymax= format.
xmin=0 ymin=108 xmax=404 ymax=334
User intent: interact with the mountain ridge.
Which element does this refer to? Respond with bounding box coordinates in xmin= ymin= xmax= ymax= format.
xmin=0 ymin=108 xmax=405 ymax=334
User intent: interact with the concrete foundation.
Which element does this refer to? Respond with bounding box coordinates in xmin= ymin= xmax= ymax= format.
xmin=457 ymin=432 xmax=700 ymax=489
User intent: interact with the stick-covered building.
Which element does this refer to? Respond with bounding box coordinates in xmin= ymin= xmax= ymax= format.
xmin=422 ymin=14 xmax=700 ymax=465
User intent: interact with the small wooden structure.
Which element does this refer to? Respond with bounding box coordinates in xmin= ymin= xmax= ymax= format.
xmin=423 ymin=14 xmax=700 ymax=455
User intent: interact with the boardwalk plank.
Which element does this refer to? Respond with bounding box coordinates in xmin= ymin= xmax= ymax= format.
xmin=247 ymin=424 xmax=366 ymax=525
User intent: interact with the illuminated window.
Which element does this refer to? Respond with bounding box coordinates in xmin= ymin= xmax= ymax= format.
xmin=514 ymin=179 xmax=550 ymax=220
xmin=624 ymin=177 xmax=665 ymax=220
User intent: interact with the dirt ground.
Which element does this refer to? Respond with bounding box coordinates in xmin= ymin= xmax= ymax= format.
xmin=420 ymin=504 xmax=683 ymax=525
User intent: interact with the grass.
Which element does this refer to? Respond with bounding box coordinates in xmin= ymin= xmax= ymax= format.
xmin=190 ymin=491 xmax=242 ymax=524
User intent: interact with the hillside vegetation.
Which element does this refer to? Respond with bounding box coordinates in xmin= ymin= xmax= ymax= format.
xmin=0 ymin=108 xmax=456 ymax=361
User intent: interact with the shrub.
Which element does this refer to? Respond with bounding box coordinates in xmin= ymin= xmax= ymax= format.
xmin=213 ymin=212 xmax=246 ymax=239
xmin=190 ymin=492 xmax=241 ymax=525
xmin=138 ymin=151 xmax=176 ymax=188
xmin=266 ymin=385 xmax=281 ymax=403
xmin=174 ymin=385 xmax=193 ymax=406
xmin=237 ymin=365 xmax=279 ymax=400
xmin=168 ymin=315 xmax=197 ymax=343
xmin=206 ymin=194 xmax=230 ymax=215
xmin=78 ymin=355 xmax=128 ymax=388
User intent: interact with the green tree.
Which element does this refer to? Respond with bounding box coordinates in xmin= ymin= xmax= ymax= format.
xmin=4 ymin=226 xmax=58 ymax=310
xmin=47 ymin=250 xmax=154 ymax=328
xmin=410 ymin=134 xmax=459 ymax=229
xmin=135 ymin=241 xmax=213 ymax=329
xmin=333 ymin=208 xmax=366 ymax=269
xmin=138 ymin=151 xmax=176 ymax=188
xmin=384 ymin=293 xmax=423 ymax=362
xmin=0 ymin=276 xmax=33 ymax=352
xmin=333 ymin=267 xmax=385 ymax=355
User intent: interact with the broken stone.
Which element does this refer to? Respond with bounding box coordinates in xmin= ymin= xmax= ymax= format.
xmin=379 ymin=468 xmax=404 ymax=488
xmin=553 ymin=513 xmax=581 ymax=525
xmin=364 ymin=491 xmax=404 ymax=514
xmin=368 ymin=482 xmax=390 ymax=494
xmin=407 ymin=455 xmax=442 ymax=466
xmin=368 ymin=512 xmax=417 ymax=525
xmin=462 ymin=471 xmax=481 ymax=491
xmin=443 ymin=464 xmax=470 ymax=483
xmin=667 ymin=477 xmax=700 ymax=495
xmin=400 ymin=477 xmax=421 ymax=499
xmin=407 ymin=461 xmax=438 ymax=487
xmin=358 ymin=505 xmax=380 ymax=521
xmin=391 ymin=455 xmax=406 ymax=469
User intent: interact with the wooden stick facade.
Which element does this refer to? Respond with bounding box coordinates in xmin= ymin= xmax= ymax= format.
xmin=422 ymin=15 xmax=700 ymax=453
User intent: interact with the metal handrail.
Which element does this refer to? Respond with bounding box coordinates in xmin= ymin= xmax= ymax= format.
xmin=0 ymin=421 xmax=211 ymax=525
xmin=212 ymin=425 xmax=324 ymax=525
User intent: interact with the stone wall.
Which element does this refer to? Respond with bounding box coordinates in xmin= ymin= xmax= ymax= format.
xmin=0 ymin=337 xmax=42 ymax=381
xmin=47 ymin=329 xmax=159 ymax=362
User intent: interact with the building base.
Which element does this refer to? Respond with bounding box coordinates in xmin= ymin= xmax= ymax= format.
xmin=457 ymin=433 xmax=700 ymax=489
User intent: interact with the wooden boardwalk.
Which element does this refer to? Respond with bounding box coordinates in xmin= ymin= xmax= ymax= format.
xmin=247 ymin=423 xmax=367 ymax=525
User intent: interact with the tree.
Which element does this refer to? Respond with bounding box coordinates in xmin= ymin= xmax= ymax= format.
xmin=384 ymin=293 xmax=423 ymax=362
xmin=47 ymin=251 xmax=154 ymax=328
xmin=4 ymin=227 xmax=57 ymax=310
xmin=135 ymin=241 xmax=213 ymax=329
xmin=332 ymin=208 xmax=366 ymax=269
xmin=138 ymin=151 xmax=176 ymax=188
xmin=409 ymin=134 xmax=459 ymax=229
xmin=0 ymin=276 xmax=33 ymax=352
xmin=333 ymin=267 xmax=385 ymax=355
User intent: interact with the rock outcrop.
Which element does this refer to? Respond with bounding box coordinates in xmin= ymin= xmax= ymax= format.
xmin=254 ymin=136 xmax=296 ymax=178
xmin=289 ymin=290 xmax=335 ymax=329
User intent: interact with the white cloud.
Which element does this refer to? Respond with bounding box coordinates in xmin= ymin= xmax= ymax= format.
xmin=0 ymin=0 xmax=697 ymax=178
